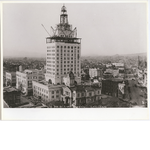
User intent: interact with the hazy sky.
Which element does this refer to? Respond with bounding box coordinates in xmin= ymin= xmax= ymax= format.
xmin=3 ymin=2 xmax=147 ymax=57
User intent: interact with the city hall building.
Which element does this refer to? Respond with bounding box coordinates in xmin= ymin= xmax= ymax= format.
xmin=45 ymin=5 xmax=81 ymax=85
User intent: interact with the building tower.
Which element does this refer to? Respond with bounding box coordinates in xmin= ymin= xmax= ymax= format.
xmin=45 ymin=5 xmax=81 ymax=84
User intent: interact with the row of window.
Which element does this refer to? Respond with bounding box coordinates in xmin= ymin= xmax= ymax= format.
xmin=47 ymin=61 xmax=55 ymax=63
xmin=47 ymin=46 xmax=55 ymax=48
xmin=57 ymin=54 xmax=78 ymax=57
xmin=47 ymin=57 xmax=55 ymax=60
xmin=47 ymin=68 xmax=55 ymax=71
xmin=57 ymin=50 xmax=79 ymax=53
xmin=34 ymin=91 xmax=48 ymax=98
xmin=47 ymin=72 xmax=79 ymax=75
xmin=57 ymin=57 xmax=74 ymax=60
xmin=57 ymin=46 xmax=80 ymax=49
xmin=47 ymin=50 xmax=55 ymax=52
xmin=34 ymin=86 xmax=48 ymax=94
xmin=77 ymin=91 xmax=100 ymax=97
xmin=51 ymin=90 xmax=59 ymax=94
xmin=47 ymin=71 xmax=55 ymax=75
xmin=47 ymin=64 xmax=55 ymax=67
xmin=47 ymin=53 xmax=55 ymax=56
xmin=46 ymin=60 xmax=80 ymax=64
xmin=46 ymin=64 xmax=79 ymax=68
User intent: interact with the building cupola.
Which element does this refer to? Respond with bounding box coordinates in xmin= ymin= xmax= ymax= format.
xmin=60 ymin=5 xmax=68 ymax=24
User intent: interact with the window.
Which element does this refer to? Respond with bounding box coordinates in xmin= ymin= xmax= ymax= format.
xmin=89 ymin=93 xmax=92 ymax=96
xmin=64 ymin=46 xmax=66 ymax=48
xmin=57 ymin=46 xmax=59 ymax=48
xmin=56 ymin=90 xmax=59 ymax=93
xmin=52 ymin=91 xmax=54 ymax=94
xmin=71 ymin=47 xmax=73 ymax=49
xmin=68 ymin=46 xmax=70 ymax=48
xmin=65 ymin=91 xmax=69 ymax=95
xmin=52 ymin=96 xmax=54 ymax=98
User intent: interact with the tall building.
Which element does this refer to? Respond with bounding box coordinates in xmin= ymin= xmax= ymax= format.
xmin=45 ymin=5 xmax=81 ymax=84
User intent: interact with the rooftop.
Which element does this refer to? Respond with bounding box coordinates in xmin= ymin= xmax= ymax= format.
xmin=6 ymin=72 xmax=16 ymax=75
xmin=3 ymin=87 xmax=19 ymax=93
xmin=34 ymin=80 xmax=65 ymax=88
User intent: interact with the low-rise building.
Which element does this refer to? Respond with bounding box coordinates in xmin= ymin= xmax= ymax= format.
xmin=32 ymin=80 xmax=65 ymax=103
xmin=89 ymin=68 xmax=103 ymax=78
xmin=102 ymin=78 xmax=123 ymax=97
xmin=5 ymin=72 xmax=16 ymax=86
xmin=16 ymin=69 xmax=45 ymax=95
xmin=62 ymin=85 xmax=102 ymax=107
xmin=103 ymin=72 xmax=113 ymax=79
xmin=112 ymin=63 xmax=124 ymax=68
xmin=3 ymin=87 xmax=21 ymax=107
xmin=105 ymin=69 xmax=119 ymax=77
xmin=61 ymin=72 xmax=102 ymax=107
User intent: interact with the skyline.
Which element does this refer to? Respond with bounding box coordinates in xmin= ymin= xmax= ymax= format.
xmin=3 ymin=3 xmax=147 ymax=57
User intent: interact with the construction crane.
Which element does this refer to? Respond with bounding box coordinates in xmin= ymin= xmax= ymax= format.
xmin=41 ymin=24 xmax=51 ymax=37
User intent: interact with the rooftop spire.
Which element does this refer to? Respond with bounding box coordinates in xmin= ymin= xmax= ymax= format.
xmin=61 ymin=4 xmax=67 ymax=14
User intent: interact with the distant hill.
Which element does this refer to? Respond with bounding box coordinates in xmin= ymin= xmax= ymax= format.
xmin=119 ymin=52 xmax=147 ymax=57
xmin=82 ymin=52 xmax=147 ymax=58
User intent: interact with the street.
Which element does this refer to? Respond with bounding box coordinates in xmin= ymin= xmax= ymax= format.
xmin=127 ymin=79 xmax=146 ymax=106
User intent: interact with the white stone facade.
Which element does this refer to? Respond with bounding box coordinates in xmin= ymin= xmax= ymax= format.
xmin=32 ymin=81 xmax=65 ymax=102
xmin=45 ymin=5 xmax=81 ymax=85
xmin=16 ymin=69 xmax=45 ymax=95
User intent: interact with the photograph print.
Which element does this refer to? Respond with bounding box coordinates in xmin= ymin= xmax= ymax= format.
xmin=2 ymin=2 xmax=148 ymax=109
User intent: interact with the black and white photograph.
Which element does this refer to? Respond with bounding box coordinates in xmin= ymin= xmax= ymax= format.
xmin=1 ymin=1 xmax=149 ymax=120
